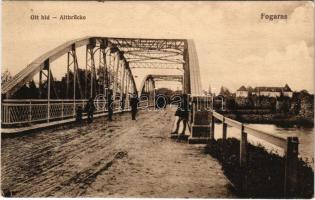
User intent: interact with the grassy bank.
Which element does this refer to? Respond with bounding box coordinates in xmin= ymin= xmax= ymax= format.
xmin=205 ymin=138 xmax=314 ymax=198
xmin=220 ymin=112 xmax=314 ymax=127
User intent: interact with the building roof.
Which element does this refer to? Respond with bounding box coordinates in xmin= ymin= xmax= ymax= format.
xmin=237 ymin=85 xmax=247 ymax=91
xmin=254 ymin=84 xmax=292 ymax=93
xmin=283 ymin=84 xmax=292 ymax=92
xmin=254 ymin=87 xmax=283 ymax=92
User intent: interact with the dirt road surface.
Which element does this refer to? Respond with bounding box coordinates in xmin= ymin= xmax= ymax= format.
xmin=1 ymin=108 xmax=235 ymax=197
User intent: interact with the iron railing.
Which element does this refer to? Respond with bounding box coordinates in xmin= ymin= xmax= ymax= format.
xmin=1 ymin=98 xmax=150 ymax=125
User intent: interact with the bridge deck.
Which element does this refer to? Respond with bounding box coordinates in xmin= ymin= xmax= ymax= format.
xmin=1 ymin=109 xmax=234 ymax=198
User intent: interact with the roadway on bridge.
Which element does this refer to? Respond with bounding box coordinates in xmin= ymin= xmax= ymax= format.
xmin=1 ymin=108 xmax=235 ymax=197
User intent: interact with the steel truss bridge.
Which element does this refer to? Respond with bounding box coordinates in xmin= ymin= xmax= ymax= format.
xmin=1 ymin=36 xmax=203 ymax=129
xmin=0 ymin=37 xmax=301 ymax=196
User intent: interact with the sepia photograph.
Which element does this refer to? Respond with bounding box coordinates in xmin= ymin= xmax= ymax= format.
xmin=1 ymin=1 xmax=314 ymax=198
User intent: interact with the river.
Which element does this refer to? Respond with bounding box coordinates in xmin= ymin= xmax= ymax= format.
xmin=213 ymin=123 xmax=314 ymax=163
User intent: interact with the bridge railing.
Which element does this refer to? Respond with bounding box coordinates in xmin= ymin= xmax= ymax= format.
xmin=1 ymin=98 xmax=150 ymax=127
xmin=1 ymin=99 xmax=123 ymax=126
xmin=211 ymin=111 xmax=299 ymax=197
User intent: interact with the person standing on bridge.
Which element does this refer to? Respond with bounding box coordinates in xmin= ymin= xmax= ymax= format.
xmin=130 ymin=92 xmax=139 ymax=120
xmin=121 ymin=93 xmax=126 ymax=111
xmin=76 ymin=106 xmax=83 ymax=124
xmin=85 ymin=98 xmax=95 ymax=123
xmin=171 ymin=93 xmax=189 ymax=136
xmin=107 ymin=89 xmax=113 ymax=121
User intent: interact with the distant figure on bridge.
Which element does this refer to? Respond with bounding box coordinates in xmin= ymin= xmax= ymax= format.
xmin=76 ymin=106 xmax=83 ymax=124
xmin=107 ymin=89 xmax=113 ymax=121
xmin=121 ymin=93 xmax=126 ymax=111
xmin=130 ymin=92 xmax=139 ymax=120
xmin=85 ymin=98 xmax=96 ymax=123
xmin=171 ymin=94 xmax=189 ymax=136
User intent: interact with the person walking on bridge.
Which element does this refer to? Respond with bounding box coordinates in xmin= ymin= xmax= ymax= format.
xmin=130 ymin=92 xmax=139 ymax=120
xmin=85 ymin=98 xmax=95 ymax=123
xmin=171 ymin=93 xmax=189 ymax=136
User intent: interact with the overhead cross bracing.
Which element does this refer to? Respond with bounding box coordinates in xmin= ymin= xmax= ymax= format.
xmin=148 ymin=75 xmax=183 ymax=82
xmin=139 ymin=74 xmax=184 ymax=96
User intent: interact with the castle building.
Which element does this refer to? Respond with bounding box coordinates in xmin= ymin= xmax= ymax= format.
xmin=236 ymin=84 xmax=293 ymax=98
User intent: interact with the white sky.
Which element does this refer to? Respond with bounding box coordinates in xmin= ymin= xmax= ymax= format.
xmin=2 ymin=1 xmax=314 ymax=94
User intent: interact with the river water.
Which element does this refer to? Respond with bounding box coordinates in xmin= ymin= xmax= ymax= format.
xmin=213 ymin=123 xmax=314 ymax=163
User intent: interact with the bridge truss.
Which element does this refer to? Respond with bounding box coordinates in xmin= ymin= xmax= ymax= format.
xmin=1 ymin=36 xmax=203 ymax=128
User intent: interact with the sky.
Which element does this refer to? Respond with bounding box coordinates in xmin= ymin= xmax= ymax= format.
xmin=2 ymin=1 xmax=314 ymax=94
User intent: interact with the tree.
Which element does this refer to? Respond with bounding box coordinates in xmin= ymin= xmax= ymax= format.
xmin=1 ymin=69 xmax=12 ymax=85
xmin=219 ymin=86 xmax=231 ymax=96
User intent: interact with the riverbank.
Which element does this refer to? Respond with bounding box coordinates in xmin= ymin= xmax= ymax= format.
xmin=205 ymin=138 xmax=314 ymax=198
xmin=219 ymin=112 xmax=314 ymax=127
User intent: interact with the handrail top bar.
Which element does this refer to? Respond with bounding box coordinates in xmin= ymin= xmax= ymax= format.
xmin=212 ymin=111 xmax=288 ymax=149
xmin=224 ymin=117 xmax=243 ymax=128
xmin=2 ymin=99 xmax=90 ymax=102
xmin=243 ymin=125 xmax=287 ymax=148
xmin=2 ymin=98 xmax=144 ymax=102
xmin=213 ymin=111 xmax=224 ymax=121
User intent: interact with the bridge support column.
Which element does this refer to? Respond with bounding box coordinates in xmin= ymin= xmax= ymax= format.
xmin=188 ymin=96 xmax=212 ymax=144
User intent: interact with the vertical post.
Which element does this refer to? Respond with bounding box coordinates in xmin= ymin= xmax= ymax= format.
xmin=125 ymin=70 xmax=128 ymax=95
xmin=284 ymin=137 xmax=299 ymax=198
xmin=149 ymin=80 xmax=152 ymax=106
xmin=72 ymin=45 xmax=76 ymax=116
xmin=127 ymin=77 xmax=130 ymax=96
xmin=182 ymin=64 xmax=185 ymax=92
xmin=107 ymin=51 xmax=111 ymax=89
xmin=3 ymin=102 xmax=7 ymax=124
xmin=103 ymin=49 xmax=108 ymax=95
xmin=240 ymin=124 xmax=247 ymax=166
xmin=120 ymin=62 xmax=125 ymax=97
xmin=222 ymin=117 xmax=227 ymax=141
xmin=191 ymin=101 xmax=196 ymax=125
xmin=240 ymin=124 xmax=248 ymax=194
xmin=8 ymin=102 xmax=11 ymax=124
xmin=45 ymin=60 xmax=51 ymax=122
xmin=113 ymin=53 xmax=119 ymax=100
xmin=66 ymin=52 xmax=70 ymax=99
xmin=211 ymin=113 xmax=215 ymax=140
xmin=85 ymin=47 xmax=88 ymax=99
xmin=61 ymin=100 xmax=64 ymax=119
xmin=153 ymin=88 xmax=156 ymax=109
xmin=183 ymin=42 xmax=191 ymax=94
xmin=28 ymin=100 xmax=32 ymax=122
xmin=221 ymin=117 xmax=227 ymax=161
xmin=100 ymin=39 xmax=108 ymax=96
xmin=5 ymin=101 xmax=9 ymax=124
xmin=39 ymin=70 xmax=43 ymax=98
xmin=90 ymin=48 xmax=94 ymax=99
xmin=126 ymin=74 xmax=130 ymax=110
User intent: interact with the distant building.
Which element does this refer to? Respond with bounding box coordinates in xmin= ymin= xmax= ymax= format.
xmin=236 ymin=86 xmax=248 ymax=97
xmin=282 ymin=84 xmax=293 ymax=97
xmin=252 ymin=84 xmax=293 ymax=98
xmin=236 ymin=84 xmax=293 ymax=98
